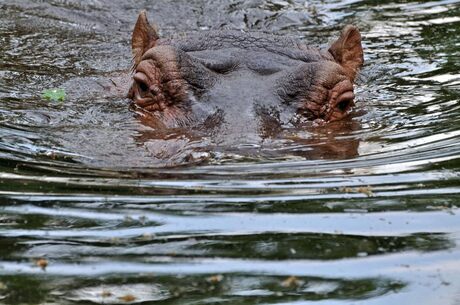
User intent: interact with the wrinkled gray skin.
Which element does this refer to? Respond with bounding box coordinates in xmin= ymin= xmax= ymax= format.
xmin=129 ymin=11 xmax=364 ymax=147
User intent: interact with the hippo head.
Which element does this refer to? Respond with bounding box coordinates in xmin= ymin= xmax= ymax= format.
xmin=128 ymin=11 xmax=363 ymax=134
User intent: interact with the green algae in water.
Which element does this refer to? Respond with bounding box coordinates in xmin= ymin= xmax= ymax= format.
xmin=42 ymin=88 xmax=66 ymax=102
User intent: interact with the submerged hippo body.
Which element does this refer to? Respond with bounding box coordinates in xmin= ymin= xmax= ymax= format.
xmin=129 ymin=11 xmax=363 ymax=148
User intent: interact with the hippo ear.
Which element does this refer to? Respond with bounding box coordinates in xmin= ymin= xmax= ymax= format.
xmin=329 ymin=25 xmax=364 ymax=81
xmin=132 ymin=10 xmax=159 ymax=67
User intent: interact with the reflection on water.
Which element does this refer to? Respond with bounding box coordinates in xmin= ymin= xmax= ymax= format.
xmin=0 ymin=0 xmax=460 ymax=304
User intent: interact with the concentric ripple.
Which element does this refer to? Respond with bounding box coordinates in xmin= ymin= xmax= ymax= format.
xmin=0 ymin=0 xmax=459 ymax=304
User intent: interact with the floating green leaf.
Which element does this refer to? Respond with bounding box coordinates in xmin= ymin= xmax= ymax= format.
xmin=42 ymin=88 xmax=66 ymax=102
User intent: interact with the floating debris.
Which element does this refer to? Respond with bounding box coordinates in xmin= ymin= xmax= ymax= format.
xmin=340 ymin=186 xmax=374 ymax=197
xmin=341 ymin=187 xmax=354 ymax=193
xmin=35 ymin=258 xmax=48 ymax=271
xmin=281 ymin=276 xmax=303 ymax=288
xmin=357 ymin=186 xmax=374 ymax=197
xmin=124 ymin=215 xmax=134 ymax=223
xmin=100 ymin=290 xmax=112 ymax=298
xmin=118 ymin=294 xmax=136 ymax=302
xmin=66 ymin=284 xmax=170 ymax=304
xmin=109 ymin=237 xmax=121 ymax=244
xmin=139 ymin=232 xmax=154 ymax=241
xmin=42 ymin=88 xmax=66 ymax=102
xmin=206 ymin=274 xmax=224 ymax=284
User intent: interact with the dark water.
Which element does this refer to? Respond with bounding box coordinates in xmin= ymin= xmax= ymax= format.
xmin=1 ymin=0 xmax=460 ymax=304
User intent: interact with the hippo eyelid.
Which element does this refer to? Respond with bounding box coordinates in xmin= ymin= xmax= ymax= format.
xmin=196 ymin=58 xmax=238 ymax=74
xmin=133 ymin=72 xmax=150 ymax=92
xmin=334 ymin=91 xmax=355 ymax=112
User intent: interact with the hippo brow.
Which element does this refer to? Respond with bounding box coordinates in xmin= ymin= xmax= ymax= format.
xmin=158 ymin=31 xmax=329 ymax=63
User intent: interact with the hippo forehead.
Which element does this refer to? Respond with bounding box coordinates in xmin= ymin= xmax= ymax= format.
xmin=154 ymin=31 xmax=338 ymax=73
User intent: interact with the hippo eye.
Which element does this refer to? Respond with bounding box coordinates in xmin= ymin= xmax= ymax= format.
xmin=133 ymin=72 xmax=150 ymax=95
xmin=337 ymin=99 xmax=351 ymax=111
xmin=138 ymin=81 xmax=149 ymax=93
xmin=335 ymin=91 xmax=355 ymax=112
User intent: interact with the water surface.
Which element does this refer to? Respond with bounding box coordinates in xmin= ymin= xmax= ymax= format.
xmin=0 ymin=0 xmax=460 ymax=304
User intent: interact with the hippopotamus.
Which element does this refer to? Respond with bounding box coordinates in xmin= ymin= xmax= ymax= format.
xmin=128 ymin=11 xmax=363 ymax=147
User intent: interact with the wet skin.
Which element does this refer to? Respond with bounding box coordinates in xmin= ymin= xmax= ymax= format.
xmin=128 ymin=11 xmax=364 ymax=144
